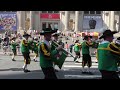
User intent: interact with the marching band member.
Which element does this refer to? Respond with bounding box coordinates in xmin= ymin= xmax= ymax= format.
xmin=97 ymin=29 xmax=120 ymax=79
xmin=10 ymin=37 xmax=18 ymax=61
xmin=73 ymin=40 xmax=81 ymax=63
xmin=39 ymin=28 xmax=62 ymax=79
xmin=32 ymin=37 xmax=39 ymax=62
xmin=81 ymin=35 xmax=93 ymax=73
xmin=21 ymin=33 xmax=31 ymax=73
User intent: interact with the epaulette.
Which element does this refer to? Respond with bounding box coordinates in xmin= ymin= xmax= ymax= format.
xmin=108 ymin=42 xmax=120 ymax=53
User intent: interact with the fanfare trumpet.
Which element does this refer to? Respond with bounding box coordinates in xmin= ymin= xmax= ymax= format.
xmin=52 ymin=41 xmax=76 ymax=58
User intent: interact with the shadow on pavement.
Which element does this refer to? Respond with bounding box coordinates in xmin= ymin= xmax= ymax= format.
xmin=0 ymin=69 xmax=44 ymax=79
xmin=0 ymin=68 xmax=23 ymax=71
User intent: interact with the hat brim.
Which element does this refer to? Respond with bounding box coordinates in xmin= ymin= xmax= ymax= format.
xmin=52 ymin=33 xmax=60 ymax=36
xmin=11 ymin=37 xmax=16 ymax=40
xmin=99 ymin=31 xmax=117 ymax=39
xmin=83 ymin=36 xmax=92 ymax=40
xmin=40 ymin=30 xmax=57 ymax=35
xmin=23 ymin=34 xmax=31 ymax=37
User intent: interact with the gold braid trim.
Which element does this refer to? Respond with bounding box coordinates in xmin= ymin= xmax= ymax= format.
xmin=41 ymin=43 xmax=50 ymax=56
xmin=86 ymin=41 xmax=93 ymax=47
xmin=22 ymin=40 xmax=28 ymax=46
xmin=98 ymin=43 xmax=120 ymax=55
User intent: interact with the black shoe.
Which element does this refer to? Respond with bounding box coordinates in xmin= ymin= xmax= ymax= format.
xmin=12 ymin=59 xmax=16 ymax=61
xmin=87 ymin=71 xmax=93 ymax=75
xmin=75 ymin=61 xmax=80 ymax=63
xmin=23 ymin=69 xmax=31 ymax=73
xmin=55 ymin=69 xmax=59 ymax=72
xmin=33 ymin=59 xmax=38 ymax=62
xmin=82 ymin=70 xmax=87 ymax=74
xmin=74 ymin=57 xmax=77 ymax=61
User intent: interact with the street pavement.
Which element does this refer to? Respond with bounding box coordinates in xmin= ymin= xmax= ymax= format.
xmin=0 ymin=54 xmax=102 ymax=79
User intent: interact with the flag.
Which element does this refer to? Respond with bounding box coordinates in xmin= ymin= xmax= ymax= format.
xmin=51 ymin=41 xmax=68 ymax=69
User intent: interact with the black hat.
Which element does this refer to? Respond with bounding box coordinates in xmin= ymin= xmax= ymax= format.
xmin=23 ymin=33 xmax=31 ymax=37
xmin=83 ymin=35 xmax=92 ymax=40
xmin=117 ymin=37 xmax=120 ymax=40
xmin=52 ymin=32 xmax=60 ymax=36
xmin=99 ymin=29 xmax=117 ymax=39
xmin=11 ymin=37 xmax=16 ymax=40
xmin=40 ymin=28 xmax=57 ymax=35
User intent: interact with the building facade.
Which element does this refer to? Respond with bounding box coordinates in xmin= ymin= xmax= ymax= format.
xmin=1 ymin=11 xmax=119 ymax=34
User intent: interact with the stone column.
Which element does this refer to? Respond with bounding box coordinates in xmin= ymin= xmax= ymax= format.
xmin=52 ymin=22 xmax=54 ymax=29
xmin=18 ymin=11 xmax=25 ymax=35
xmin=18 ymin=11 xmax=23 ymax=30
xmin=79 ymin=11 xmax=84 ymax=32
xmin=38 ymin=11 xmax=41 ymax=31
xmin=118 ymin=11 xmax=120 ymax=32
xmin=75 ymin=11 xmax=79 ymax=32
xmin=22 ymin=11 xmax=26 ymax=31
xmin=102 ymin=11 xmax=105 ymax=21
xmin=110 ymin=11 xmax=115 ymax=31
xmin=64 ymin=11 xmax=69 ymax=31
xmin=29 ymin=11 xmax=33 ymax=30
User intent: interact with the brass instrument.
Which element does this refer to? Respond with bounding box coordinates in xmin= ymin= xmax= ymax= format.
xmin=52 ymin=41 xmax=77 ymax=61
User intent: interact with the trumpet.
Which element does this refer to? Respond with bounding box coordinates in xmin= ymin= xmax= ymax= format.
xmin=51 ymin=41 xmax=77 ymax=61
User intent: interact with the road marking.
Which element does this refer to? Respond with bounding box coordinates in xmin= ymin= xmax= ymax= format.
xmin=64 ymin=75 xmax=101 ymax=79
xmin=64 ymin=65 xmax=81 ymax=68
xmin=63 ymin=65 xmax=98 ymax=68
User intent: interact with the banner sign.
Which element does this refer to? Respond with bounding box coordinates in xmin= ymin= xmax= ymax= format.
xmin=0 ymin=12 xmax=17 ymax=31
xmin=40 ymin=13 xmax=60 ymax=19
xmin=82 ymin=15 xmax=103 ymax=31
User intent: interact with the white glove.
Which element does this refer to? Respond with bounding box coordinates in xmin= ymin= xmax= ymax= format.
xmin=56 ymin=45 xmax=63 ymax=51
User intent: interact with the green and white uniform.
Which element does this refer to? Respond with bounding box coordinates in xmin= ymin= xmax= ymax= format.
xmin=97 ymin=41 xmax=120 ymax=71
xmin=39 ymin=40 xmax=59 ymax=68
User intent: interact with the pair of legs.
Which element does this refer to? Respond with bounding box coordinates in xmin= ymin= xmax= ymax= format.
xmin=70 ymin=48 xmax=73 ymax=53
xmin=41 ymin=67 xmax=58 ymax=79
xmin=82 ymin=54 xmax=92 ymax=73
xmin=74 ymin=51 xmax=80 ymax=62
xmin=22 ymin=52 xmax=31 ymax=73
xmin=3 ymin=46 xmax=8 ymax=54
xmin=11 ymin=49 xmax=17 ymax=61
xmin=100 ymin=70 xmax=119 ymax=79
xmin=33 ymin=52 xmax=38 ymax=62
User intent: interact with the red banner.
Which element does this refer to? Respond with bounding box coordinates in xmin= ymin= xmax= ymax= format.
xmin=40 ymin=13 xmax=60 ymax=19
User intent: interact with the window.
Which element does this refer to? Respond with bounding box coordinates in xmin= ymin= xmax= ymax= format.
xmin=84 ymin=11 xmax=89 ymax=14
xmin=90 ymin=11 xmax=95 ymax=14
xmin=96 ymin=11 xmax=101 ymax=14
xmin=54 ymin=11 xmax=59 ymax=13
xmin=42 ymin=11 xmax=47 ymax=13
xmin=42 ymin=22 xmax=46 ymax=29
xmin=48 ymin=11 xmax=53 ymax=13
xmin=54 ymin=23 xmax=58 ymax=29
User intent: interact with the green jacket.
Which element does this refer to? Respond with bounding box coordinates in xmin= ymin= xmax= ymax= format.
xmin=74 ymin=43 xmax=81 ymax=52
xmin=10 ymin=40 xmax=17 ymax=50
xmin=97 ymin=41 xmax=120 ymax=71
xmin=20 ymin=38 xmax=30 ymax=53
xmin=81 ymin=41 xmax=92 ymax=54
xmin=39 ymin=41 xmax=59 ymax=68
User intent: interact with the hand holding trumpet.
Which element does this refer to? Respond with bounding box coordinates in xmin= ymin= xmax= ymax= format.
xmin=56 ymin=45 xmax=63 ymax=51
